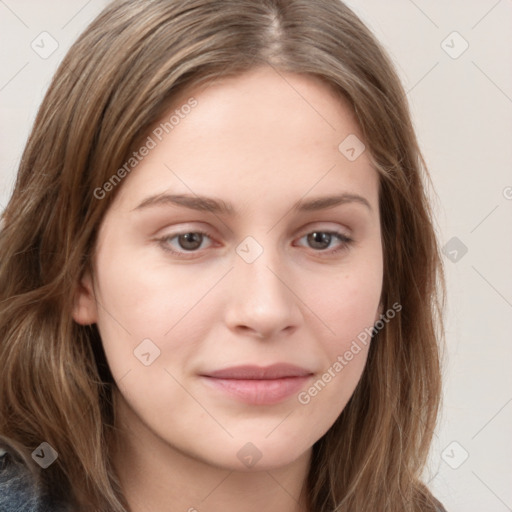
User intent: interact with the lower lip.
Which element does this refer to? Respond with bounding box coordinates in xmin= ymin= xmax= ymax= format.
xmin=200 ymin=375 xmax=312 ymax=405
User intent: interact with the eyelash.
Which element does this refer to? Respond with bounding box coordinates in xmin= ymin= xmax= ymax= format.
xmin=156 ymin=229 xmax=353 ymax=258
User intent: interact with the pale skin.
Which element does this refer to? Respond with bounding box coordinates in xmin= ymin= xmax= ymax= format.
xmin=73 ymin=65 xmax=383 ymax=512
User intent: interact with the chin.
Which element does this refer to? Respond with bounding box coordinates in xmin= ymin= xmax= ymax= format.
xmin=203 ymin=436 xmax=312 ymax=472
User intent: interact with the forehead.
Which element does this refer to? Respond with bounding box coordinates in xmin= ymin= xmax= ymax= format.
xmin=170 ymin=66 xmax=362 ymax=143
xmin=111 ymin=66 xmax=378 ymax=213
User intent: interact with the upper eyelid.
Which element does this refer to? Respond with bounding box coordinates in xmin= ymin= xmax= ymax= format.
xmin=157 ymin=220 xmax=352 ymax=237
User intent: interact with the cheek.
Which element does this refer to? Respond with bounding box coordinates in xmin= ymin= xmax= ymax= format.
xmin=296 ymin=251 xmax=382 ymax=413
xmin=92 ymin=242 xmax=227 ymax=382
xmin=295 ymin=268 xmax=379 ymax=426
xmin=305 ymin=258 xmax=382 ymax=352
xmin=91 ymin=243 xmax=191 ymax=370
xmin=94 ymin=242 xmax=206 ymax=333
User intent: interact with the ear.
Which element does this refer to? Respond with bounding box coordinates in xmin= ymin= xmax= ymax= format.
xmin=72 ymin=271 xmax=98 ymax=325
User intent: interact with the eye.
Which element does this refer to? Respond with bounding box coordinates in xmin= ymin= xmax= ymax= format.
xmin=295 ymin=230 xmax=353 ymax=255
xmin=157 ymin=230 xmax=214 ymax=256
xmin=156 ymin=228 xmax=353 ymax=258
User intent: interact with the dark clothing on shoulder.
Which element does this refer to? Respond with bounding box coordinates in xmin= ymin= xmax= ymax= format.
xmin=0 ymin=445 xmax=69 ymax=512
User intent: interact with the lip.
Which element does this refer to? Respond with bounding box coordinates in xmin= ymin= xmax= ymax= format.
xmin=200 ymin=364 xmax=314 ymax=405
xmin=202 ymin=363 xmax=313 ymax=380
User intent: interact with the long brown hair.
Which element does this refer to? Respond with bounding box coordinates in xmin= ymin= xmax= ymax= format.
xmin=0 ymin=0 xmax=446 ymax=510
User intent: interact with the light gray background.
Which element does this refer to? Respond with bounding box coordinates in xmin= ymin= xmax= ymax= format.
xmin=1 ymin=1 xmax=511 ymax=510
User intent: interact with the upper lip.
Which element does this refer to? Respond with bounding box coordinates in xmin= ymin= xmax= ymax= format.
xmin=201 ymin=363 xmax=313 ymax=380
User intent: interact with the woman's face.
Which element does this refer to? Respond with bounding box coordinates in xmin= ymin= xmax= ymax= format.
xmin=74 ymin=66 xmax=383 ymax=471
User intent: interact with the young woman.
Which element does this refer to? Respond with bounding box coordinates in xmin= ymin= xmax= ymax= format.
xmin=0 ymin=0 xmax=447 ymax=510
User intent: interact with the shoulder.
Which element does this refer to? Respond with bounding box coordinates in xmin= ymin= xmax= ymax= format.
xmin=0 ymin=443 xmax=44 ymax=511
xmin=0 ymin=442 xmax=70 ymax=512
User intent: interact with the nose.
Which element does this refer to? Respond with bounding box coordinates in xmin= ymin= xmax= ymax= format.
xmin=224 ymin=242 xmax=302 ymax=340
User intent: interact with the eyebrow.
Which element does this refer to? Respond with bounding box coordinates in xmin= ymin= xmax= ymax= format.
xmin=133 ymin=192 xmax=372 ymax=214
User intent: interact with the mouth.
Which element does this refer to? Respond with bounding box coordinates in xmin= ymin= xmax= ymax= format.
xmin=199 ymin=364 xmax=314 ymax=405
